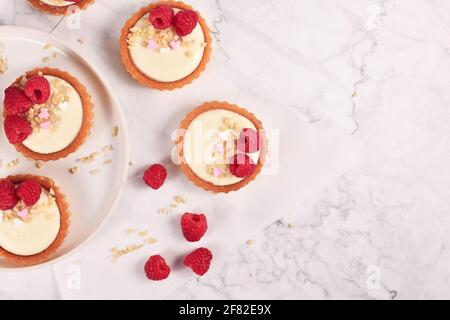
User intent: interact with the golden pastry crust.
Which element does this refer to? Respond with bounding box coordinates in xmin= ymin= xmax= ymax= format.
xmin=2 ymin=67 xmax=94 ymax=162
xmin=27 ymin=0 xmax=95 ymax=16
xmin=0 ymin=174 xmax=70 ymax=266
xmin=119 ymin=1 xmax=213 ymax=90
xmin=176 ymin=101 xmax=268 ymax=193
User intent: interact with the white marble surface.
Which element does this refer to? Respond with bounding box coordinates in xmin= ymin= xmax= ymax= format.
xmin=1 ymin=0 xmax=450 ymax=299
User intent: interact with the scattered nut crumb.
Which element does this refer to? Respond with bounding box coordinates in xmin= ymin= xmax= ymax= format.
xmin=78 ymin=38 xmax=85 ymax=44
xmin=102 ymin=145 xmax=114 ymax=153
xmin=125 ymin=228 xmax=136 ymax=235
xmin=35 ymin=161 xmax=44 ymax=169
xmin=52 ymin=52 xmax=58 ymax=59
xmin=110 ymin=243 xmax=144 ymax=262
xmin=89 ymin=169 xmax=100 ymax=176
xmin=42 ymin=57 xmax=50 ymax=63
xmin=129 ymin=161 xmax=134 ymax=166
xmin=43 ymin=43 xmax=52 ymax=50
xmin=77 ymin=151 xmax=100 ymax=164
xmin=146 ymin=237 xmax=157 ymax=244
xmin=246 ymin=239 xmax=254 ymax=246
xmin=112 ymin=125 xmax=119 ymax=137
xmin=103 ymin=159 xmax=112 ymax=166
xmin=6 ymin=159 xmax=20 ymax=169
xmin=68 ymin=167 xmax=79 ymax=174
xmin=174 ymin=195 xmax=185 ymax=204
xmin=185 ymin=50 xmax=193 ymax=57
xmin=158 ymin=207 xmax=170 ymax=214
xmin=138 ymin=230 xmax=148 ymax=237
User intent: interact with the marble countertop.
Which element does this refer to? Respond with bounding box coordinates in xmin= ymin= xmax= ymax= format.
xmin=1 ymin=0 xmax=450 ymax=300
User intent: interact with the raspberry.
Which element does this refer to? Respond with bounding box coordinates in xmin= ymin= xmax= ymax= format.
xmin=181 ymin=212 xmax=208 ymax=242
xmin=237 ymin=128 xmax=260 ymax=153
xmin=144 ymin=254 xmax=171 ymax=281
xmin=4 ymin=115 xmax=32 ymax=144
xmin=228 ymin=154 xmax=256 ymax=178
xmin=16 ymin=179 xmax=42 ymax=207
xmin=149 ymin=5 xmax=174 ymax=30
xmin=0 ymin=179 xmax=19 ymax=211
xmin=143 ymin=164 xmax=167 ymax=190
xmin=184 ymin=248 xmax=213 ymax=276
xmin=24 ymin=76 xmax=50 ymax=104
xmin=173 ymin=10 xmax=198 ymax=36
xmin=3 ymin=86 xmax=33 ymax=115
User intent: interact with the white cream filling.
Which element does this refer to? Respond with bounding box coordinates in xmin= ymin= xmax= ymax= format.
xmin=23 ymin=75 xmax=83 ymax=154
xmin=182 ymin=109 xmax=260 ymax=186
xmin=127 ymin=9 xmax=206 ymax=82
xmin=39 ymin=0 xmax=75 ymax=7
xmin=0 ymin=189 xmax=61 ymax=256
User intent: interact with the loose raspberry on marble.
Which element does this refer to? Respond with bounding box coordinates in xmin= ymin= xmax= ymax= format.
xmin=173 ymin=10 xmax=198 ymax=36
xmin=3 ymin=115 xmax=32 ymax=144
xmin=3 ymin=86 xmax=33 ymax=115
xmin=144 ymin=254 xmax=171 ymax=281
xmin=24 ymin=76 xmax=51 ymax=104
xmin=237 ymin=128 xmax=261 ymax=153
xmin=143 ymin=164 xmax=167 ymax=190
xmin=183 ymin=247 xmax=213 ymax=276
xmin=149 ymin=5 xmax=174 ymax=30
xmin=16 ymin=179 xmax=42 ymax=207
xmin=0 ymin=179 xmax=19 ymax=211
xmin=181 ymin=212 xmax=208 ymax=242
xmin=228 ymin=153 xmax=256 ymax=178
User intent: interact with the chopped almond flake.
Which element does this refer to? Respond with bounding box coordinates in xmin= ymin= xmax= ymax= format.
xmin=146 ymin=238 xmax=157 ymax=244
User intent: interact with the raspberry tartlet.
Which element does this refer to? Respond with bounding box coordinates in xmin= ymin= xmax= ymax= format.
xmin=27 ymin=0 xmax=95 ymax=16
xmin=120 ymin=1 xmax=212 ymax=90
xmin=176 ymin=102 xmax=267 ymax=193
xmin=2 ymin=67 xmax=94 ymax=161
xmin=0 ymin=175 xmax=70 ymax=266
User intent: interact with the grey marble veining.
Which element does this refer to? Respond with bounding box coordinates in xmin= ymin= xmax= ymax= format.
xmin=1 ymin=0 xmax=450 ymax=299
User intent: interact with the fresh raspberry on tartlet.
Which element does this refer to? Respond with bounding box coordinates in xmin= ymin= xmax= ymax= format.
xmin=4 ymin=86 xmax=33 ymax=116
xmin=3 ymin=115 xmax=32 ymax=144
xmin=2 ymin=67 xmax=94 ymax=162
xmin=176 ymin=101 xmax=267 ymax=193
xmin=181 ymin=212 xmax=208 ymax=242
xmin=120 ymin=1 xmax=212 ymax=90
xmin=0 ymin=179 xmax=19 ymax=211
xmin=27 ymin=0 xmax=95 ymax=16
xmin=184 ymin=247 xmax=213 ymax=276
xmin=0 ymin=175 xmax=70 ymax=266
xmin=149 ymin=5 xmax=174 ymax=30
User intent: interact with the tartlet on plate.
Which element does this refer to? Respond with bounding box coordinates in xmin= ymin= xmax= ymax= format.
xmin=2 ymin=67 xmax=94 ymax=161
xmin=176 ymin=101 xmax=268 ymax=193
xmin=0 ymin=174 xmax=70 ymax=266
xmin=28 ymin=0 xmax=95 ymax=16
xmin=120 ymin=1 xmax=212 ymax=90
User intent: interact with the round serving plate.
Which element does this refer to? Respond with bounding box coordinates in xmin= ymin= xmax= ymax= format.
xmin=0 ymin=26 xmax=129 ymax=270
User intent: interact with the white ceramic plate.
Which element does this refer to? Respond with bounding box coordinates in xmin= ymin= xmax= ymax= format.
xmin=0 ymin=26 xmax=129 ymax=270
